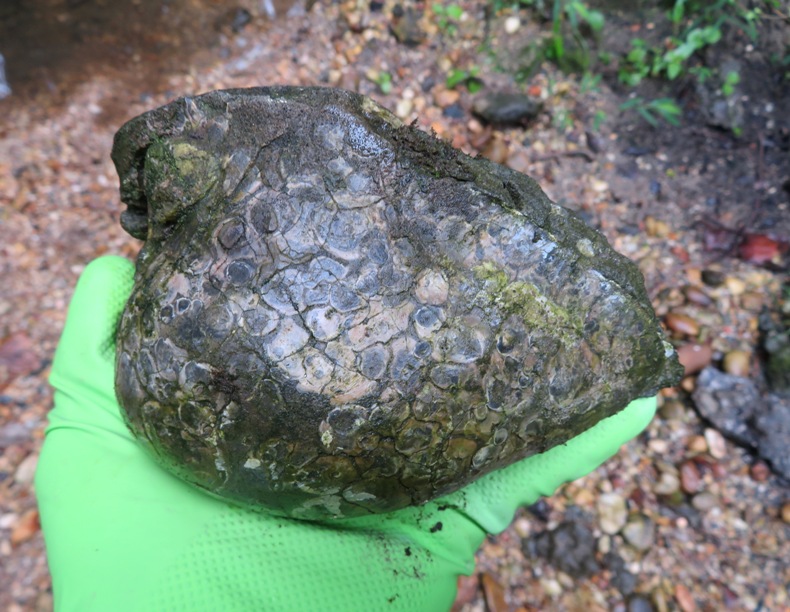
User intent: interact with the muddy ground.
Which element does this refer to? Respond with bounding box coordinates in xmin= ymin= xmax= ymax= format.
xmin=0 ymin=0 xmax=788 ymax=610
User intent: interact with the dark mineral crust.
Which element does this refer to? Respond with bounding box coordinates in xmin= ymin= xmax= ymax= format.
xmin=112 ymin=87 xmax=682 ymax=519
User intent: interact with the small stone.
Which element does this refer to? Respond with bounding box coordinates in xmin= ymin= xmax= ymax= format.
xmin=525 ymin=520 xmax=600 ymax=577
xmin=591 ymin=179 xmax=609 ymax=193
xmin=704 ymin=428 xmax=727 ymax=459
xmin=390 ymin=5 xmax=426 ymax=46
xmin=688 ymin=435 xmax=708 ymax=453
xmin=701 ymin=269 xmax=725 ymax=287
xmin=481 ymin=572 xmax=509 ymax=612
xmin=513 ymin=516 xmax=531 ymax=538
xmin=683 ymin=285 xmax=712 ymax=307
xmin=597 ymin=493 xmax=628 ymax=534
xmin=680 ymin=376 xmax=697 ymax=393
xmin=0 ymin=513 xmax=18 ymax=529
xmin=482 ymin=136 xmax=509 ymax=165
xmin=659 ymin=399 xmax=686 ymax=421
xmin=505 ymin=149 xmax=532 ymax=174
xmin=648 ymin=439 xmax=669 ymax=454
xmin=434 ymin=88 xmax=459 ymax=107
xmin=679 ymin=461 xmax=702 ymax=494
xmin=504 ymin=15 xmax=521 ymax=34
xmin=0 ymin=332 xmax=39 ymax=391
xmin=622 ymin=514 xmax=655 ymax=551
xmin=542 ymin=578 xmax=562 ymax=597
xmin=781 ymin=502 xmax=790 ymax=524
xmin=13 ymin=452 xmax=38 ymax=485
xmin=725 ymin=276 xmax=746 ymax=296
xmin=645 ymin=216 xmax=670 ymax=238
xmin=723 ymin=350 xmax=750 ymax=377
xmin=395 ymin=98 xmax=414 ymax=119
xmin=665 ymin=313 xmax=700 ymax=337
xmin=472 ymin=92 xmax=542 ymax=125
xmin=452 ymin=574 xmax=480 ymax=610
xmin=653 ymin=471 xmax=680 ymax=496
xmin=10 ymin=509 xmax=39 ymax=546
xmin=750 ymin=461 xmax=770 ymax=482
xmin=691 ymin=491 xmax=718 ymax=511
xmin=627 ymin=595 xmax=655 ymax=612
xmin=740 ymin=291 xmax=764 ymax=311
xmin=674 ymin=583 xmax=697 ymax=612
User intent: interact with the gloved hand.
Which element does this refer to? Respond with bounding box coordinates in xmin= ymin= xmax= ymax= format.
xmin=36 ymin=256 xmax=657 ymax=612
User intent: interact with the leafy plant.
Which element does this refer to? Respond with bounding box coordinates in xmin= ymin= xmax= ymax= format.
xmin=368 ymin=71 xmax=393 ymax=94
xmin=433 ymin=3 xmax=464 ymax=35
xmin=592 ymin=109 xmax=607 ymax=131
xmin=620 ymin=97 xmax=682 ymax=127
xmin=721 ymin=70 xmax=740 ymax=96
xmin=545 ymin=0 xmax=605 ymax=68
xmin=446 ymin=66 xmax=484 ymax=91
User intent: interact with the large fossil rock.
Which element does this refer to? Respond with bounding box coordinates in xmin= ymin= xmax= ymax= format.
xmin=112 ymin=87 xmax=682 ymax=519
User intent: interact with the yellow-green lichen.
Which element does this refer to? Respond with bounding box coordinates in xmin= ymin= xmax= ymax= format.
xmin=473 ymin=262 xmax=582 ymax=336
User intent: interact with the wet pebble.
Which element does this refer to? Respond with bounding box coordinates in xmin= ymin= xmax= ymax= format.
xmin=700 ymin=269 xmax=725 ymax=287
xmin=597 ymin=492 xmax=628 ymax=534
xmin=677 ymin=343 xmax=712 ymax=376
xmin=10 ymin=509 xmax=39 ymax=546
xmin=704 ymin=428 xmax=727 ymax=459
xmin=659 ymin=399 xmax=687 ymax=421
xmin=740 ymin=291 xmax=764 ymax=311
xmin=653 ymin=471 xmax=680 ymax=496
xmin=725 ymin=276 xmax=746 ymax=296
xmin=750 ymin=461 xmax=770 ymax=482
xmin=472 ymin=92 xmax=542 ymax=125
xmin=622 ymin=514 xmax=655 ymax=551
xmin=683 ymin=285 xmax=712 ymax=307
xmin=481 ymin=572 xmax=509 ymax=612
xmin=504 ymin=16 xmax=520 ymax=34
xmin=644 ymin=216 xmax=670 ymax=238
xmin=524 ymin=520 xmax=600 ymax=578
xmin=627 ymin=594 xmax=655 ymax=612
xmin=679 ymin=461 xmax=702 ymax=494
xmin=482 ymin=136 xmax=509 ymax=164
xmin=665 ymin=313 xmax=700 ymax=336
xmin=13 ymin=452 xmax=37 ymax=486
xmin=442 ymin=102 xmax=465 ymax=120
xmin=723 ymin=350 xmax=750 ymax=377
xmin=688 ymin=435 xmax=708 ymax=453
xmin=0 ymin=332 xmax=39 ymax=390
xmin=781 ymin=502 xmax=790 ymax=524
xmin=452 ymin=574 xmax=479 ymax=609
xmin=434 ymin=88 xmax=459 ymax=108
xmin=675 ymin=583 xmax=697 ymax=612
xmin=691 ymin=491 xmax=718 ymax=512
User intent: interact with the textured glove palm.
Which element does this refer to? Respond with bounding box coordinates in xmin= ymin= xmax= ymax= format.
xmin=36 ymin=256 xmax=657 ymax=611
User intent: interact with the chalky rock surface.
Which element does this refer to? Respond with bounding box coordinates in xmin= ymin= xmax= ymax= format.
xmin=113 ymin=87 xmax=682 ymax=519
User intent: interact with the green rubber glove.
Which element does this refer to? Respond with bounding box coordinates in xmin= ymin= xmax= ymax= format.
xmin=36 ymin=256 xmax=657 ymax=612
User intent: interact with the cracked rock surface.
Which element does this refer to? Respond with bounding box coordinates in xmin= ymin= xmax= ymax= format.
xmin=113 ymin=87 xmax=681 ymax=519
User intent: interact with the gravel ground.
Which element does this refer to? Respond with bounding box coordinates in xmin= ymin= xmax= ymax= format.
xmin=1 ymin=1 xmax=788 ymax=610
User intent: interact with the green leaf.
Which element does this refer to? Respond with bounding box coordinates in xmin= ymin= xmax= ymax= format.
xmin=571 ymin=2 xmax=605 ymax=31
xmin=671 ymin=0 xmax=685 ymax=24
xmin=467 ymin=78 xmax=484 ymax=93
xmin=446 ymin=69 xmax=469 ymax=89
xmin=650 ymin=98 xmax=682 ymax=125
xmin=446 ymin=4 xmax=464 ymax=20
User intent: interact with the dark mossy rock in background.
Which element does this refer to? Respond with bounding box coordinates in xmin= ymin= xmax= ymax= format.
xmin=113 ymin=87 xmax=682 ymax=519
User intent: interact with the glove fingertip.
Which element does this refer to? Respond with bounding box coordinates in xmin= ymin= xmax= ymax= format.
xmin=53 ymin=256 xmax=135 ymax=371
